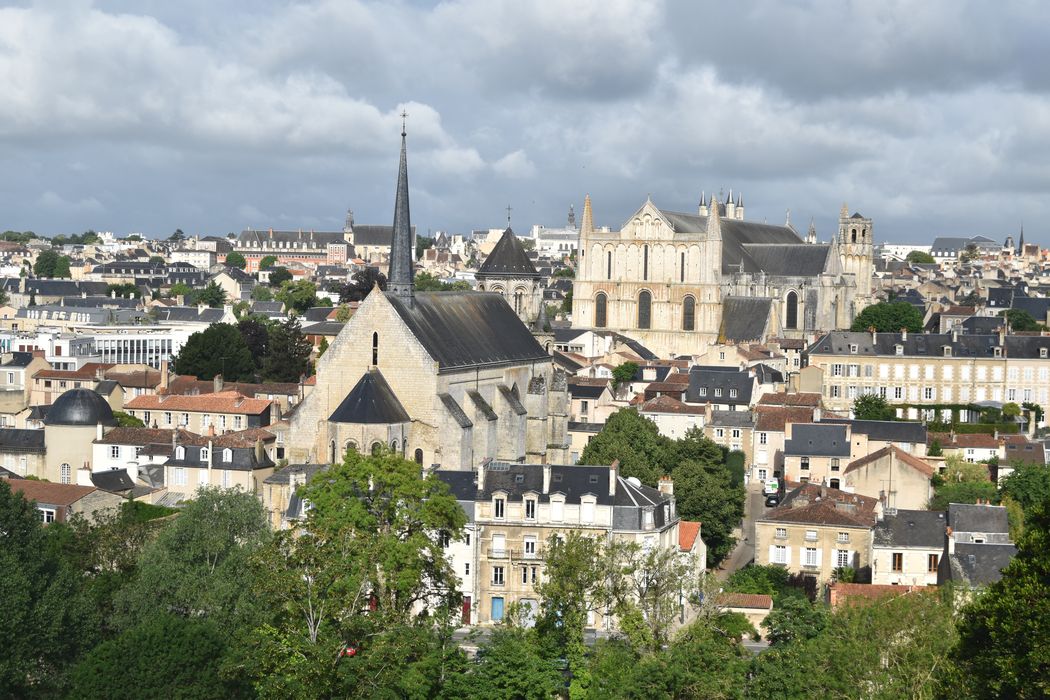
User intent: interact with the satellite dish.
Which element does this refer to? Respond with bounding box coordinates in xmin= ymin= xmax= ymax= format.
xmin=627 ymin=476 xmax=642 ymax=488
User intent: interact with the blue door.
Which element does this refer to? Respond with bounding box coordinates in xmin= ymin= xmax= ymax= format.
xmin=491 ymin=596 xmax=504 ymax=622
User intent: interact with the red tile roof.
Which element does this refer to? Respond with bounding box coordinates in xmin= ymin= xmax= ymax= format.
xmin=33 ymin=363 xmax=112 ymax=380
xmin=679 ymin=520 xmax=702 ymax=552
xmin=125 ymin=390 xmax=271 ymax=415
xmin=827 ymin=582 xmax=924 ymax=608
xmin=758 ymin=392 xmax=822 ymax=407
xmin=715 ymin=592 xmax=773 ymax=610
xmin=844 ymin=445 xmax=935 ymax=478
xmin=754 ymin=406 xmax=815 ymax=432
xmin=640 ymin=395 xmax=706 ymax=415
xmin=9 ymin=480 xmax=96 ymax=506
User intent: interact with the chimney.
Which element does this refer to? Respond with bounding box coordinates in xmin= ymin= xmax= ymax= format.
xmin=207 ymin=439 xmax=214 ymax=468
xmin=476 ymin=459 xmax=488 ymax=491
xmin=111 ymin=289 xmax=116 ymax=299
xmin=658 ymin=475 xmax=674 ymax=496
xmin=160 ymin=360 xmax=169 ymax=391
xmin=255 ymin=438 xmax=264 ymax=464
xmin=998 ymin=324 xmax=1006 ymax=347
xmin=947 ymin=526 xmax=955 ymax=555
xmin=869 ymin=325 xmax=877 ymax=344
xmin=609 ymin=459 xmax=619 ymax=496
xmin=952 ymin=327 xmax=959 ymax=343
xmin=543 ymin=464 xmax=551 ymax=494
xmin=213 ymin=374 xmax=223 ymax=393
xmin=900 ymin=327 xmax=908 ymax=341
xmin=96 ymin=420 xmax=104 ymax=441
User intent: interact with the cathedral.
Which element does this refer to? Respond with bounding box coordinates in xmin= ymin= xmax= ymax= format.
xmin=572 ymin=193 xmax=875 ymax=357
xmin=286 ymin=125 xmax=569 ymax=469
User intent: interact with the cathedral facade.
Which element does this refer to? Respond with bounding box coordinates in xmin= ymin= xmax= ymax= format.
xmin=572 ymin=194 xmax=874 ymax=357
xmin=286 ymin=126 xmax=569 ymax=469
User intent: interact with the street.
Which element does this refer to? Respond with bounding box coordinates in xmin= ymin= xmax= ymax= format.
xmin=715 ymin=483 xmax=767 ymax=580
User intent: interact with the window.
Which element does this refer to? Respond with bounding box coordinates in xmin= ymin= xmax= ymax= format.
xmin=109 ymin=445 xmax=120 ymax=459
xmin=606 ymin=250 xmax=612 ymax=279
xmin=494 ymin=497 xmax=505 ymax=519
xmin=372 ymin=331 xmax=379 ymax=365
xmin=464 ymin=563 xmax=470 ymax=576
xmin=892 ymin=552 xmax=904 ymax=572
xmin=414 ymin=448 xmax=424 ymax=465
xmin=199 ymin=468 xmax=208 ymax=486
xmin=800 ymin=456 xmax=810 ymax=471
xmin=492 ymin=566 xmax=505 ymax=585
xmin=531 ymin=566 xmax=539 ymax=584
xmin=682 ymin=296 xmax=695 ymax=331
xmin=642 ymin=244 xmax=649 ymax=280
xmin=220 ymin=415 xmax=227 ymax=430
xmin=729 ymin=388 xmax=738 ymax=398
xmin=837 ymin=532 xmax=849 ymax=543
xmin=832 ymin=364 xmax=843 ymax=377
xmin=39 ymin=508 xmax=56 ymax=524
xmin=223 ymin=448 xmax=233 ymax=463
xmin=759 ymin=432 xmax=768 ymax=445
xmin=775 ymin=527 xmax=787 ymax=539
xmin=804 ymin=547 xmax=818 ymax=567
xmin=60 ymin=463 xmax=71 ymax=484
xmin=699 ymin=387 xmax=707 ymax=397
xmin=895 ymin=345 xmax=903 ymax=356
xmin=831 ymin=458 xmax=840 ymax=472
xmin=465 ymin=533 xmax=471 ymax=546
xmin=143 ymin=411 xmax=151 ymax=425
xmin=924 ymin=387 xmax=934 ymax=400
xmin=786 ymin=291 xmax=799 ymax=329
xmin=894 ymin=387 xmax=903 ymax=400
xmin=714 ymin=387 xmax=723 ymax=397
xmin=202 ymin=413 xmax=211 ymax=428
xmin=164 ymin=412 xmax=172 ymax=426
xmin=772 ymin=545 xmax=787 ymax=564
xmin=715 ymin=428 xmax=724 ymax=438
xmin=643 ymin=508 xmax=654 ymax=529
xmin=234 ymin=416 xmax=243 ymax=429
xmin=173 ymin=467 xmax=187 ymax=486
xmin=439 ymin=531 xmax=451 ymax=548
xmin=524 ymin=537 xmax=537 ymax=558
xmin=522 ymin=566 xmax=529 ymax=584
xmin=180 ymin=413 xmax=189 ymax=426
xmin=200 ymin=448 xmax=210 ymax=462
xmin=805 ymin=529 xmax=818 ymax=541
xmin=221 ymin=469 xmax=231 ymax=488
xmin=175 ymin=446 xmax=185 ymax=460
xmin=550 ymin=498 xmax=564 ymax=522
xmin=595 ymin=292 xmax=607 ymax=328
xmin=525 ymin=498 xmax=536 ymax=520
xmin=581 ymin=498 xmax=595 ymax=524
xmin=928 ymin=553 xmax=939 ymax=573
xmin=637 ymin=291 xmax=651 ymax=329
xmin=680 ymin=251 xmax=686 ymax=283
xmin=836 ymin=549 xmax=851 ymax=567
xmin=731 ymin=429 xmax=741 ymax=439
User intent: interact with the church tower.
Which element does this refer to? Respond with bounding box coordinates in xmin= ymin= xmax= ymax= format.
xmin=837 ymin=203 xmax=874 ymax=304
xmin=475 ymin=227 xmax=542 ymax=324
xmin=387 ymin=116 xmax=414 ymax=301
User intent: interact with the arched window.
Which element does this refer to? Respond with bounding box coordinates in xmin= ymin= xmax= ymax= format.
xmin=606 ymin=250 xmax=612 ymax=280
xmin=851 ymin=228 xmax=857 ymax=243
xmin=391 ymin=439 xmax=399 ymax=453
xmin=60 ymin=463 xmax=71 ymax=484
xmin=682 ymin=296 xmax=695 ymax=331
xmin=371 ymin=442 xmax=383 ymax=456
xmin=595 ymin=293 xmax=607 ymax=328
xmin=345 ymin=440 xmax=357 ymax=454
xmin=513 ymin=291 xmax=524 ymax=315
xmin=371 ymin=332 xmax=379 ymax=365
xmin=638 ymin=291 xmax=651 ymax=329
xmin=223 ymin=448 xmax=233 ymax=463
xmin=680 ymin=251 xmax=685 ymax=283
xmin=330 ymin=440 xmax=336 ymax=463
xmin=414 ymin=448 xmax=424 ymax=465
xmin=175 ymin=446 xmax=185 ymax=460
xmin=643 ymin=245 xmax=649 ymax=281
xmin=786 ymin=291 xmax=799 ymax=329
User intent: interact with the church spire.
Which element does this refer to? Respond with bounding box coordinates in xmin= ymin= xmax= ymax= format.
xmin=388 ymin=112 xmax=414 ymax=300
xmin=1018 ymin=224 xmax=1025 ymax=253
xmin=581 ymin=194 xmax=594 ymax=236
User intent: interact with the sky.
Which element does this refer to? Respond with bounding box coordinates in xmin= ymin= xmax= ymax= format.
xmin=1 ymin=0 xmax=1049 ymax=244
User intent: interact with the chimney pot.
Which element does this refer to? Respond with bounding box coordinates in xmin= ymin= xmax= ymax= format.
xmin=609 ymin=458 xmax=619 ymax=497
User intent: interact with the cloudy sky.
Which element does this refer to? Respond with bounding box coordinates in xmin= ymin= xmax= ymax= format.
xmin=1 ymin=0 xmax=1048 ymax=244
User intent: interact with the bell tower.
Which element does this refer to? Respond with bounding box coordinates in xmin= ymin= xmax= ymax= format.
xmin=838 ymin=203 xmax=874 ymax=302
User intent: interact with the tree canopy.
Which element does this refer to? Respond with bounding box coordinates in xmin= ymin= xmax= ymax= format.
xmin=34 ymin=249 xmax=72 ymax=278
xmin=851 ymin=301 xmax=925 ymax=333
xmin=276 ymin=280 xmax=321 ymax=314
xmin=852 ymin=393 xmax=896 ymax=421
xmin=191 ymin=280 xmax=227 ymax=308
xmin=172 ymin=323 xmax=256 ymax=381
xmin=339 ymin=266 xmax=387 ymax=302
xmin=999 ymin=308 xmax=1045 ymax=332
xmin=267 ymin=266 xmax=292 ymax=287
xmin=906 ymin=250 xmax=936 ymax=264
xmin=225 ymin=251 xmax=247 ymax=269
xmin=258 ymin=254 xmax=278 ymax=270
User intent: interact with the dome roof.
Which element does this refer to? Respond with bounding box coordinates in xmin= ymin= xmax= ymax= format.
xmin=45 ymin=389 xmax=118 ymax=427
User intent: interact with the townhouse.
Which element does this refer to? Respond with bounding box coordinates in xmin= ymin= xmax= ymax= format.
xmin=871 ymin=509 xmax=945 ymax=586
xmin=124 ymin=391 xmax=273 ymax=433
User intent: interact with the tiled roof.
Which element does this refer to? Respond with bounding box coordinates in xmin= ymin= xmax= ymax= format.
xmin=679 ymin=520 xmax=702 ymax=552
xmin=33 ymin=363 xmax=112 ymax=380
xmin=163 ymin=376 xmax=300 ymax=397
xmin=827 ymin=582 xmax=923 ymax=608
xmin=95 ymin=427 xmax=197 ymax=446
xmin=715 ymin=592 xmax=773 ymax=610
xmin=125 ymin=391 xmax=271 ymax=414
xmin=844 ymin=445 xmax=935 ymax=478
xmin=761 ymin=484 xmax=879 ymax=528
xmin=758 ymin=392 xmax=821 ymax=407
xmin=754 ymin=406 xmax=814 ymax=432
xmin=640 ymin=395 xmax=706 ymax=415
xmin=9 ymin=480 xmax=96 ymax=506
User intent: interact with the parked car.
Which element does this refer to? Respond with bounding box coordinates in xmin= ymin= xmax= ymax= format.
xmin=764 ymin=494 xmax=781 ymax=507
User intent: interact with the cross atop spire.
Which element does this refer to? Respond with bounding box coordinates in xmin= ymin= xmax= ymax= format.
xmin=506 ymin=204 xmax=513 ymax=226
xmin=400 ymin=109 xmax=408 ymax=137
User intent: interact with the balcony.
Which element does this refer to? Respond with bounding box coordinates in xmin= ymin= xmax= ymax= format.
xmin=486 ymin=548 xmax=545 ymax=560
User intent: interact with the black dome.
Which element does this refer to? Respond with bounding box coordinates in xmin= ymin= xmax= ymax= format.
xmin=45 ymin=389 xmax=118 ymax=427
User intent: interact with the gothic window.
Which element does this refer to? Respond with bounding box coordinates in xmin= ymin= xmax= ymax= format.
xmin=330 ymin=440 xmax=336 ymax=463
xmin=371 ymin=442 xmax=383 ymax=456
xmin=514 ymin=291 xmax=524 ymax=314
xmin=638 ymin=290 xmax=652 ymax=329
xmin=607 ymin=250 xmax=612 ymax=280
xmin=851 ymin=228 xmax=857 ymax=243
xmin=595 ymin=293 xmax=608 ymax=328
xmin=682 ymin=296 xmax=696 ymax=331
xmin=414 ymin=448 xmax=424 ymax=465
xmin=643 ymin=245 xmax=649 ymax=281
xmin=391 ymin=439 xmax=399 ymax=453
xmin=680 ymin=251 xmax=685 ymax=283
xmin=372 ymin=332 xmax=379 ymax=365
xmin=786 ymin=291 xmax=799 ymax=329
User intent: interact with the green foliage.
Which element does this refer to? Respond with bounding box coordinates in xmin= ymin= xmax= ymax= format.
xmin=672 ymin=458 xmax=744 ymax=565
xmin=173 ymin=322 xmax=256 ymax=381
xmin=414 ymin=271 xmax=455 ymax=291
xmin=233 ymin=300 xmax=251 ymax=318
xmin=725 ymin=564 xmax=805 ymax=604
xmin=167 ymin=281 xmax=192 ymax=299
xmin=276 ymin=280 xmax=320 ymax=314
xmin=960 ymin=243 xmax=980 ymax=263
xmin=611 ymin=361 xmax=638 ymax=388
xmin=765 ymin=596 xmax=830 ymax=646
xmin=938 ymin=506 xmax=1050 ymax=699
xmin=52 ymin=230 xmax=100 ymax=246
xmin=458 ymin=626 xmax=563 ymax=700
xmin=553 ymin=267 xmax=575 ymax=278
xmin=998 ymin=308 xmax=1045 ymax=332
xmin=335 ymin=303 xmax=352 ymax=322
xmin=125 ymin=234 xmax=142 ymax=243
xmin=906 ymin=250 xmax=936 ymax=264
xmin=251 ymin=284 xmax=273 ymax=301
xmin=725 ymin=449 xmax=746 ymax=487
xmin=0 ymin=229 xmax=36 ymax=243
xmin=930 ymin=481 xmax=998 ymax=510
xmin=415 ymin=234 xmax=435 ymax=259
xmin=580 ymin=409 xmax=670 ymax=485
xmin=225 ymin=251 xmax=247 ymax=269
xmin=149 ymin=255 xmax=164 ymax=264
xmin=68 ymin=613 xmax=248 ymax=699
xmin=1022 ymin=401 xmax=1043 ymax=422
xmin=339 ymin=266 xmax=387 ymax=302
xmin=316 ymin=336 xmax=329 ymax=357
xmin=190 ymin=280 xmax=227 ymax=308
xmin=853 ymin=393 xmax=896 ymax=421
xmin=833 ymin=566 xmax=857 ymax=583
xmin=113 ymin=410 xmax=145 ymax=427
xmin=268 ymin=266 xmax=293 ymax=287
xmin=106 ymin=282 xmax=141 ymax=299
xmin=34 ymin=249 xmax=72 ymax=278
xmin=169 ymin=228 xmax=185 ymax=241
xmin=999 ymin=462 xmax=1050 ymax=518
xmin=928 ymin=439 xmax=943 ymax=456
xmin=258 ymin=254 xmax=278 ymax=270
xmin=1001 ymin=401 xmax=1022 ymax=419
xmin=850 ymin=301 xmax=924 ymax=333
xmin=262 ymin=317 xmax=312 ymax=382
xmin=562 ymin=288 xmax=573 ymax=314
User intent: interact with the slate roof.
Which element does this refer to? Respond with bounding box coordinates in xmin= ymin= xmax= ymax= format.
xmin=784 ymin=423 xmax=851 ymax=457
xmin=46 ymin=389 xmax=118 ymax=427
xmin=720 ymin=297 xmax=772 ymax=343
xmin=808 ymin=331 xmax=1050 ymax=359
xmin=165 ymin=442 xmax=274 ymax=471
xmin=686 ymin=366 xmax=753 ymax=406
xmin=710 ymin=410 xmax=755 ymax=427
xmin=822 ymin=419 xmax=927 ymax=444
xmin=1012 ymin=296 xmax=1050 ymax=321
xmin=467 ymin=390 xmax=497 ymax=421
xmin=737 ymin=244 xmax=831 ymax=276
xmin=90 ymin=469 xmax=136 ymax=492
xmin=873 ymin=509 xmax=945 ymax=548
xmin=476 ymin=228 xmax=539 ymax=278
xmin=329 ymin=370 xmax=410 ymax=424
xmin=1 ymin=352 xmax=35 ymax=368
xmin=353 ymin=224 xmax=413 ymax=246
xmin=263 ymin=462 xmax=329 ymax=485
xmin=948 ymin=503 xmax=1010 ymax=535
xmin=497 ymin=384 xmax=528 ymax=415
xmin=439 ymin=393 xmax=473 ymax=428
xmin=0 ymin=429 xmax=46 ymax=453
xmin=946 ymin=543 xmax=1017 ymax=586
xmin=657 ymin=209 xmax=806 ymax=274
xmin=385 ymin=291 xmax=549 ymax=373
xmin=238 ymin=228 xmax=345 ymax=247
xmin=569 ymin=382 xmax=608 ymax=400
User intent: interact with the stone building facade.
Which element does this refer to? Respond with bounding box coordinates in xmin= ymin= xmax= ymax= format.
xmin=573 ymin=195 xmax=874 ymax=356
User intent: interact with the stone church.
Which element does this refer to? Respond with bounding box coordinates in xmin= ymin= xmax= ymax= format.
xmin=286 ymin=126 xmax=569 ymax=469
xmin=572 ymin=193 xmax=874 ymax=357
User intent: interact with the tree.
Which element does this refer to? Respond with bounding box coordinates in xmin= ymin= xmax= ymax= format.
xmin=191 ymin=280 xmax=227 ymax=308
xmin=173 ymin=323 xmax=256 ymax=381
xmin=611 ymin=361 xmax=639 ymax=390
xmin=225 ymin=251 xmax=247 ymax=269
xmin=579 ymin=409 xmax=670 ymax=485
xmin=459 ymin=626 xmax=563 ymax=700
xmin=335 ymin=303 xmax=352 ymax=322
xmin=561 ymin=289 xmax=573 ymax=314
xmin=414 ymin=271 xmax=450 ymax=291
xmin=149 ymin=255 xmax=165 ymax=264
xmin=553 ymin=267 xmax=575 ymax=278
xmin=116 ymin=488 xmax=270 ymax=633
xmin=415 ymin=235 xmax=435 ymax=259
xmin=999 ymin=308 xmax=1042 ymax=332
xmin=339 ymin=266 xmax=387 ymax=302
xmin=68 ymin=613 xmax=247 ymax=699
xmin=959 ymin=242 xmax=980 ymax=263
xmin=258 ymin=254 xmax=278 ymax=270
xmin=276 ymin=280 xmax=320 ymax=314
xmin=938 ymin=506 xmax=1050 ymax=699
xmin=169 ymin=229 xmax=186 ymax=241
xmin=930 ymin=481 xmax=998 ymax=511
xmin=317 ymin=337 xmax=329 ymax=358
xmin=262 ymin=317 xmax=312 ymax=382
xmin=764 ymin=595 xmax=830 ymax=646
xmin=725 ymin=564 xmax=804 ymax=602
xmin=124 ymin=234 xmax=141 ymax=243
xmin=251 ymin=285 xmax=273 ymax=301
xmin=113 ymin=410 xmax=145 ymax=427
xmin=53 ymin=255 xmax=72 ymax=278
xmin=851 ymin=301 xmax=924 ymax=333
xmin=237 ymin=317 xmax=270 ymax=362
xmin=167 ymin=281 xmax=193 ymax=299
xmin=928 ymin=439 xmax=943 ymax=456
xmin=34 ymin=249 xmax=62 ymax=277
xmin=106 ymin=283 xmax=141 ymax=299
xmin=268 ymin=266 xmax=293 ymax=287
xmin=244 ymin=449 xmax=466 ymax=698
xmin=906 ymin=250 xmax=936 ymax=264
xmin=1001 ymin=402 xmax=1022 ymax=421
xmin=853 ymin=393 xmax=897 ymax=421
xmin=999 ymin=462 xmax=1050 ymax=518
xmin=672 ymin=458 xmax=744 ymax=566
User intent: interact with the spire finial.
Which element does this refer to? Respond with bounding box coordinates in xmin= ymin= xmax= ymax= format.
xmin=506 ymin=204 xmax=513 ymax=226
xmin=400 ymin=109 xmax=407 ymax=137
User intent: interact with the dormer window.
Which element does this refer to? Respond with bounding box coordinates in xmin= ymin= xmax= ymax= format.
xmin=849 ymin=344 xmax=858 ymax=354
xmin=200 ymin=448 xmax=210 ymax=462
xmin=1041 ymin=348 xmax=1048 ymax=359
xmin=895 ymin=345 xmax=904 ymax=356
xmin=994 ymin=347 xmax=1002 ymax=358
xmin=714 ymin=388 xmax=723 ymax=397
xmin=699 ymin=387 xmax=707 ymax=397
xmin=729 ymin=388 xmax=738 ymax=398
xmin=944 ymin=346 xmax=952 ymax=357
xmin=223 ymin=448 xmax=233 ymax=463
xmin=175 ymin=446 xmax=185 ymax=460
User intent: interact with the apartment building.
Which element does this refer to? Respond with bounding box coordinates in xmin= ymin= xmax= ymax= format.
xmin=124 ymin=391 xmax=272 ymax=433
xmin=871 ymin=509 xmax=944 ymax=586
xmin=755 ymin=483 xmax=880 ymax=586
xmin=805 ymin=330 xmax=1050 ymax=417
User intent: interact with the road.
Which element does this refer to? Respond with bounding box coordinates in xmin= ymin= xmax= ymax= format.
xmin=714 ymin=483 xmax=767 ymax=580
